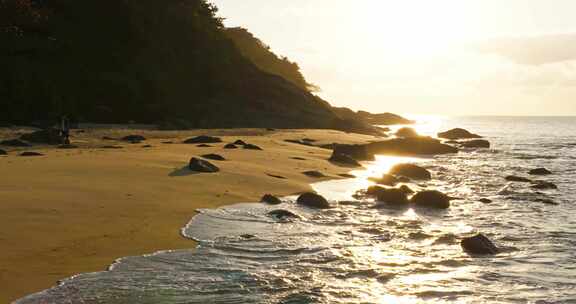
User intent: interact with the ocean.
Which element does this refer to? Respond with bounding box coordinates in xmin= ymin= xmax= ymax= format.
xmin=15 ymin=116 xmax=576 ymax=303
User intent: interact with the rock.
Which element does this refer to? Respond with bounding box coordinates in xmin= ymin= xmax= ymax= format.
xmin=329 ymin=151 xmax=362 ymax=167
xmin=188 ymin=157 xmax=219 ymax=173
xmin=20 ymin=151 xmax=44 ymax=157
xmin=296 ymin=192 xmax=331 ymax=209
xmin=533 ymin=198 xmax=558 ymax=205
xmin=302 ymin=171 xmax=326 ymax=178
xmin=197 ymin=144 xmax=212 ymax=148
xmin=505 ymin=175 xmax=532 ymax=183
xmin=461 ymin=139 xmax=490 ymax=148
xmin=1 ymin=139 xmax=31 ymax=147
xmin=233 ymin=140 xmax=247 ymax=145
xmin=357 ymin=111 xmax=414 ymax=125
xmin=438 ymin=128 xmax=482 ymax=140
xmin=268 ymin=209 xmax=301 ymax=220
xmin=338 ymin=173 xmax=356 ymax=178
xmin=332 ymin=144 xmax=373 ymax=161
xmin=161 ymin=141 xmax=174 ymax=144
xmin=410 ymin=190 xmax=451 ymax=209
xmin=201 ymin=154 xmax=226 ymax=161
xmin=58 ymin=144 xmax=78 ymax=149
xmin=365 ymin=185 xmax=387 ymax=197
xmin=371 ymin=174 xmax=399 ymax=186
xmin=479 ymin=198 xmax=493 ymax=204
xmin=101 ymin=145 xmax=123 ymax=149
xmin=183 ymin=136 xmax=222 ymax=144
xmin=395 ymin=127 xmax=419 ymax=138
xmin=20 ymin=128 xmax=63 ymax=145
xmin=531 ymin=181 xmax=558 ymax=190
xmin=243 ymin=143 xmax=263 ymax=150
xmin=389 ymin=163 xmax=431 ymax=180
xmin=102 ymin=136 xmax=116 ymax=140
xmin=121 ymin=135 xmax=146 ymax=142
xmin=142 ymin=144 xmax=153 ymax=148
xmin=0 ymin=149 xmax=7 ymax=155
xmin=291 ymin=157 xmax=306 ymax=160
xmin=366 ymin=137 xmax=458 ymax=156
xmin=223 ymin=143 xmax=238 ymax=149
xmin=261 ymin=194 xmax=282 ymax=205
xmin=398 ymin=185 xmax=414 ymax=194
xmin=375 ymin=188 xmax=409 ymax=206
xmin=529 ymin=168 xmax=552 ymax=175
xmin=461 ymin=234 xmax=499 ymax=255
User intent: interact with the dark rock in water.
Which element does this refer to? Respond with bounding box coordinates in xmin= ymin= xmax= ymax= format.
xmin=233 ymin=140 xmax=247 ymax=145
xmin=531 ymin=181 xmax=558 ymax=190
xmin=243 ymin=143 xmax=263 ymax=150
xmin=461 ymin=234 xmax=499 ymax=255
xmin=389 ymin=163 xmax=431 ymax=180
xmin=223 ymin=143 xmax=238 ymax=149
xmin=296 ymin=192 xmax=331 ymax=209
xmin=410 ymin=190 xmax=451 ymax=209
xmin=20 ymin=128 xmax=63 ymax=145
xmin=329 ymin=151 xmax=361 ymax=167
xmin=505 ymin=175 xmax=532 ymax=183
xmin=20 ymin=151 xmax=44 ymax=157
xmin=395 ymin=127 xmax=419 ymax=138
xmin=58 ymin=144 xmax=78 ymax=149
xmin=479 ymin=198 xmax=493 ymax=204
xmin=268 ymin=209 xmax=301 ymax=220
xmin=302 ymin=171 xmax=326 ymax=178
xmin=0 ymin=149 xmax=7 ymax=155
xmin=261 ymin=194 xmax=282 ymax=205
xmin=371 ymin=174 xmax=399 ymax=186
xmin=197 ymin=144 xmax=212 ymax=148
xmin=121 ymin=135 xmax=146 ymax=142
xmin=101 ymin=145 xmax=123 ymax=149
xmin=333 ymin=144 xmax=373 ymax=161
xmin=375 ymin=188 xmax=409 ymax=206
xmin=183 ymin=136 xmax=222 ymax=144
xmin=1 ymin=139 xmax=31 ymax=147
xmin=529 ymin=168 xmax=552 ymax=175
xmin=188 ymin=157 xmax=219 ymax=173
xmin=534 ymin=198 xmax=558 ymax=205
xmin=240 ymin=234 xmax=256 ymax=239
xmin=438 ymin=128 xmax=482 ymax=140
xmin=398 ymin=185 xmax=414 ymax=194
xmin=461 ymin=139 xmax=490 ymax=148
xmin=201 ymin=154 xmax=226 ymax=161
xmin=366 ymin=137 xmax=458 ymax=156
xmin=365 ymin=185 xmax=387 ymax=197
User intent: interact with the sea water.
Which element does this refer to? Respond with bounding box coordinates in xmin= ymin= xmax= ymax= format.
xmin=15 ymin=116 xmax=576 ymax=303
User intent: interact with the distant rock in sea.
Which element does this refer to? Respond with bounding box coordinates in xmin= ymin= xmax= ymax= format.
xmin=505 ymin=175 xmax=532 ymax=183
xmin=529 ymin=168 xmax=552 ymax=175
xmin=296 ymin=192 xmax=331 ymax=209
xmin=461 ymin=234 xmax=499 ymax=255
xmin=461 ymin=139 xmax=490 ymax=148
xmin=438 ymin=128 xmax=482 ymax=140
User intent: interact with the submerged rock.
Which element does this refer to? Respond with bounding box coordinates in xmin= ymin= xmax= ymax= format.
xmin=531 ymin=181 xmax=558 ymax=190
xmin=188 ymin=157 xmax=219 ymax=173
xmin=438 ymin=128 xmax=482 ymax=140
xmin=261 ymin=194 xmax=282 ymax=205
xmin=395 ymin=127 xmax=419 ymax=138
xmin=461 ymin=234 xmax=499 ymax=255
xmin=20 ymin=151 xmax=44 ymax=157
xmin=505 ymin=175 xmax=532 ymax=183
xmin=375 ymin=188 xmax=409 ymax=206
xmin=329 ymin=152 xmax=361 ymax=167
xmin=296 ymin=192 xmax=331 ymax=209
xmin=267 ymin=209 xmax=301 ymax=220
xmin=20 ymin=128 xmax=63 ymax=145
xmin=223 ymin=143 xmax=238 ymax=149
xmin=121 ymin=135 xmax=146 ymax=142
xmin=183 ymin=136 xmax=222 ymax=144
xmin=389 ymin=163 xmax=431 ymax=180
xmin=201 ymin=154 xmax=226 ymax=161
xmin=1 ymin=139 xmax=31 ymax=147
xmin=461 ymin=139 xmax=490 ymax=148
xmin=529 ymin=168 xmax=552 ymax=175
xmin=243 ymin=143 xmax=263 ymax=150
xmin=410 ymin=190 xmax=451 ymax=209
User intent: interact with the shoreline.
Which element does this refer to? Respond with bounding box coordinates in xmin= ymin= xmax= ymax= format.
xmin=0 ymin=128 xmax=378 ymax=303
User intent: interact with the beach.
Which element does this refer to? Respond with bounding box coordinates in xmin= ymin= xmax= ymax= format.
xmin=0 ymin=128 xmax=379 ymax=303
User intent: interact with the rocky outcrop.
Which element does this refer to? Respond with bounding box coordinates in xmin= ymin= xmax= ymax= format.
xmin=261 ymin=194 xmax=282 ymax=205
xmin=438 ymin=128 xmax=482 ymax=140
xmin=329 ymin=152 xmax=362 ymax=167
xmin=410 ymin=190 xmax=451 ymax=209
xmin=529 ymin=168 xmax=552 ymax=175
xmin=183 ymin=136 xmax=222 ymax=144
xmin=296 ymin=192 xmax=331 ymax=209
xmin=375 ymin=188 xmax=409 ymax=206
xmin=389 ymin=163 xmax=431 ymax=180
xmin=356 ymin=111 xmax=414 ymax=125
xmin=188 ymin=157 xmax=219 ymax=173
xmin=461 ymin=234 xmax=499 ymax=255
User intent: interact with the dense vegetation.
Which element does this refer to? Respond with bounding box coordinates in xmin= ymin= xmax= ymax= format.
xmin=1 ymin=0 xmax=358 ymax=131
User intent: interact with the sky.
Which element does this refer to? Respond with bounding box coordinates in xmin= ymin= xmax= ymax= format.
xmin=210 ymin=0 xmax=576 ymax=116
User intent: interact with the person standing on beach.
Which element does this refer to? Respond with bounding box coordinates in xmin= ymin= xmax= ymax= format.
xmin=60 ymin=116 xmax=71 ymax=145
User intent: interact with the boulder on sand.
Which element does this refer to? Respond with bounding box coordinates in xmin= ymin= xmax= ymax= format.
xmin=329 ymin=151 xmax=362 ymax=167
xmin=188 ymin=157 xmax=219 ymax=173
xmin=529 ymin=168 xmax=552 ymax=175
xmin=438 ymin=128 xmax=482 ymax=140
xmin=20 ymin=128 xmax=63 ymax=145
xmin=375 ymin=188 xmax=409 ymax=206
xmin=410 ymin=190 xmax=451 ymax=209
xmin=261 ymin=194 xmax=282 ymax=205
xmin=20 ymin=151 xmax=44 ymax=157
xmin=461 ymin=233 xmax=499 ymax=255
xmin=183 ymin=136 xmax=222 ymax=144
xmin=296 ymin=192 xmax=331 ymax=209
xmin=461 ymin=139 xmax=490 ymax=148
xmin=395 ymin=127 xmax=419 ymax=138
xmin=1 ymin=139 xmax=31 ymax=147
xmin=201 ymin=154 xmax=226 ymax=161
xmin=389 ymin=163 xmax=431 ymax=180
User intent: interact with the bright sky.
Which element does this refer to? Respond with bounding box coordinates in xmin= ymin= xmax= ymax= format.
xmin=211 ymin=0 xmax=576 ymax=116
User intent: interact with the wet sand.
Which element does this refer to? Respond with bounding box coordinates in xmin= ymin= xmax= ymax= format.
xmin=0 ymin=128 xmax=378 ymax=302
